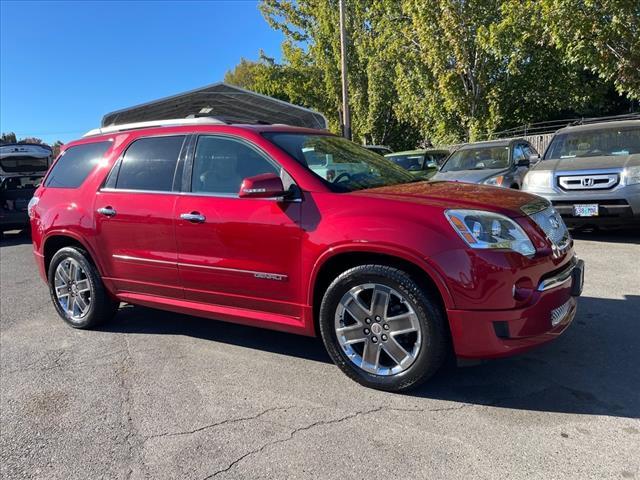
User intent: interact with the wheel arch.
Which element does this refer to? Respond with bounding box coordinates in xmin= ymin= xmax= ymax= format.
xmin=43 ymin=231 xmax=103 ymax=276
xmin=309 ymin=245 xmax=453 ymax=335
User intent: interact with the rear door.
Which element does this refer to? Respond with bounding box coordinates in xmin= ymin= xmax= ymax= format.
xmin=93 ymin=135 xmax=187 ymax=299
xmin=174 ymin=134 xmax=303 ymax=318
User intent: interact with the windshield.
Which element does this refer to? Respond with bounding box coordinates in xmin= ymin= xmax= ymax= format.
xmin=386 ymin=153 xmax=425 ymax=171
xmin=263 ymin=133 xmax=416 ymax=192
xmin=544 ymin=125 xmax=640 ymax=159
xmin=0 ymin=155 xmax=49 ymax=173
xmin=440 ymin=146 xmax=510 ymax=172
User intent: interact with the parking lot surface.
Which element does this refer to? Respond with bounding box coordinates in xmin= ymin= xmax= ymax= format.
xmin=1 ymin=229 xmax=639 ymax=479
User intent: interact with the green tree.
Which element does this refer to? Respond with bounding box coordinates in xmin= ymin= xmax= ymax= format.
xmin=0 ymin=132 xmax=17 ymax=144
xmin=541 ymin=0 xmax=640 ymax=100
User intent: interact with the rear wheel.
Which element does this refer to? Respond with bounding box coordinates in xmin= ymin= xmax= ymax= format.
xmin=48 ymin=247 xmax=118 ymax=329
xmin=319 ymin=265 xmax=448 ymax=392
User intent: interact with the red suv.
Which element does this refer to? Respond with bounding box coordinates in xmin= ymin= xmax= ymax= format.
xmin=29 ymin=119 xmax=584 ymax=391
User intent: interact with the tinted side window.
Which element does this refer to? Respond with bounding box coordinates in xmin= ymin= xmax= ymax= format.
xmin=191 ymin=136 xmax=279 ymax=195
xmin=45 ymin=141 xmax=111 ymax=188
xmin=115 ymin=136 xmax=185 ymax=191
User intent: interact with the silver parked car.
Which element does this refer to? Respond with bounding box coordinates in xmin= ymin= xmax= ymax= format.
xmin=522 ymin=119 xmax=640 ymax=228
xmin=431 ymin=139 xmax=538 ymax=189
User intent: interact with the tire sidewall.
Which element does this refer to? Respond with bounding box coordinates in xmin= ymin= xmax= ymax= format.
xmin=319 ymin=266 xmax=445 ymax=391
xmin=48 ymin=247 xmax=98 ymax=328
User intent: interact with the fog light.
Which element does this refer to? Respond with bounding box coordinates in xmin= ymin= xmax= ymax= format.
xmin=551 ymin=301 xmax=571 ymax=326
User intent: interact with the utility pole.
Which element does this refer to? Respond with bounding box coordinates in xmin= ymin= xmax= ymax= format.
xmin=339 ymin=0 xmax=351 ymax=140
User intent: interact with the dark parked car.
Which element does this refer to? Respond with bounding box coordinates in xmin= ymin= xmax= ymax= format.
xmin=385 ymin=149 xmax=449 ymax=179
xmin=1 ymin=175 xmax=43 ymax=234
xmin=432 ymin=139 xmax=539 ymax=189
xmin=30 ymin=118 xmax=582 ymax=392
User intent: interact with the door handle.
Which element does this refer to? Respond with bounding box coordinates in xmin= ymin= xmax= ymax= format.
xmin=97 ymin=206 xmax=117 ymax=217
xmin=180 ymin=212 xmax=206 ymax=223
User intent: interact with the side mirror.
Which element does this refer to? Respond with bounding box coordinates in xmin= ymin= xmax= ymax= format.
xmin=516 ymin=158 xmax=531 ymax=168
xmin=528 ymin=153 xmax=541 ymax=163
xmin=239 ymin=173 xmax=286 ymax=199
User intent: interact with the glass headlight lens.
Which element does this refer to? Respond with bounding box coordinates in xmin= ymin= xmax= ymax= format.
xmin=445 ymin=209 xmax=536 ymax=256
xmin=483 ymin=175 xmax=505 ymax=186
xmin=623 ymin=165 xmax=640 ymax=185
xmin=523 ymin=170 xmax=552 ymax=191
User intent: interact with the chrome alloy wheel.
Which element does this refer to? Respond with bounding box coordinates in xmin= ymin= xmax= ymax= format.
xmin=54 ymin=258 xmax=92 ymax=321
xmin=335 ymin=283 xmax=422 ymax=375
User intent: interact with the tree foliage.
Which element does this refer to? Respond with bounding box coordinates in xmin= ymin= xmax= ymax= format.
xmin=224 ymin=0 xmax=637 ymax=148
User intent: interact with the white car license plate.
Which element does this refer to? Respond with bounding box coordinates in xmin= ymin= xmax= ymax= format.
xmin=573 ymin=204 xmax=599 ymax=217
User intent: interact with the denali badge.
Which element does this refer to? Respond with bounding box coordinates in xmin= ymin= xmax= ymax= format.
xmin=254 ymin=272 xmax=287 ymax=281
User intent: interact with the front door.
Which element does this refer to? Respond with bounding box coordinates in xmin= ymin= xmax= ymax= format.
xmin=93 ymin=135 xmax=187 ymax=298
xmin=174 ymin=134 xmax=303 ymax=318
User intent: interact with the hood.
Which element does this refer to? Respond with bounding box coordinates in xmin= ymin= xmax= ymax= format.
xmin=532 ymin=154 xmax=639 ymax=172
xmin=350 ymin=180 xmax=543 ymax=218
xmin=431 ymin=168 xmax=506 ymax=184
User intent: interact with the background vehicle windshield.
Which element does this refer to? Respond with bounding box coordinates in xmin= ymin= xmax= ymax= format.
xmin=264 ymin=133 xmax=415 ymax=192
xmin=387 ymin=153 xmax=425 ymax=171
xmin=544 ymin=126 xmax=640 ymax=159
xmin=440 ymin=146 xmax=510 ymax=172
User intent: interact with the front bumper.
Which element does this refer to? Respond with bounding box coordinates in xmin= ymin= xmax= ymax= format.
xmin=448 ymin=258 xmax=583 ymax=359
xmin=526 ymin=183 xmax=640 ymax=227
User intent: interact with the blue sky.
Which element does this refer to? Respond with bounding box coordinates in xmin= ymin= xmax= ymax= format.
xmin=0 ymin=0 xmax=284 ymax=144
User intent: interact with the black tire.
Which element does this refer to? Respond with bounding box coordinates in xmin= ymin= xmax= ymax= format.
xmin=319 ymin=264 xmax=448 ymax=392
xmin=47 ymin=246 xmax=118 ymax=329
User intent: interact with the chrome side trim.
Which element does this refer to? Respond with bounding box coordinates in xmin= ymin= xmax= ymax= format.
xmin=177 ymin=261 xmax=288 ymax=281
xmin=537 ymin=259 xmax=576 ymax=291
xmin=112 ymin=254 xmax=175 ymax=266
xmin=111 ymin=254 xmax=287 ymax=280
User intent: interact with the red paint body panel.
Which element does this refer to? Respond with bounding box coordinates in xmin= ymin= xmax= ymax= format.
xmin=31 ymin=124 xmax=577 ymax=357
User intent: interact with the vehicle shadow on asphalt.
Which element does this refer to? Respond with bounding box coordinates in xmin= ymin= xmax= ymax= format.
xmin=103 ymin=294 xmax=640 ymax=419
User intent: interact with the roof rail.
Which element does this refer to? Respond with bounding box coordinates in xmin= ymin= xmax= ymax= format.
xmin=82 ymin=116 xmax=227 ymax=137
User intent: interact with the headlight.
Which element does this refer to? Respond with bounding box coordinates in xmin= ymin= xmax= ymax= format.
xmin=522 ymin=170 xmax=552 ymax=191
xmin=445 ymin=209 xmax=536 ymax=257
xmin=623 ymin=165 xmax=640 ymax=186
xmin=483 ymin=175 xmax=505 ymax=187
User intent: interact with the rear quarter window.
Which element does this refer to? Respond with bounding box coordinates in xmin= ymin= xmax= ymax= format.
xmin=45 ymin=141 xmax=112 ymax=188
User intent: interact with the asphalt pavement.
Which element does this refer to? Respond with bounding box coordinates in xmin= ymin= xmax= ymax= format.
xmin=1 ymin=228 xmax=639 ymax=479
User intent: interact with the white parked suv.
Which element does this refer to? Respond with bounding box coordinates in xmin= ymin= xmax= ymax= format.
xmin=523 ymin=119 xmax=640 ymax=228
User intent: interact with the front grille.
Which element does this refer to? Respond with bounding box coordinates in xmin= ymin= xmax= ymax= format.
xmin=529 ymin=207 xmax=571 ymax=253
xmin=551 ymin=300 xmax=572 ymax=326
xmin=557 ymin=173 xmax=619 ymax=191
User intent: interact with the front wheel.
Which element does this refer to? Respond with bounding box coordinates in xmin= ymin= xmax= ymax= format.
xmin=319 ymin=265 xmax=448 ymax=392
xmin=48 ymin=247 xmax=118 ymax=329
